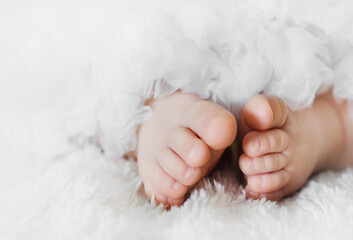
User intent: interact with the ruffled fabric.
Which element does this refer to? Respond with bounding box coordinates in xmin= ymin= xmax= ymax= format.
xmin=1 ymin=0 xmax=353 ymax=158
xmin=274 ymin=0 xmax=353 ymax=100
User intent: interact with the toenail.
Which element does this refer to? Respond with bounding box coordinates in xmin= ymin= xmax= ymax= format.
xmin=168 ymin=197 xmax=184 ymax=206
xmin=250 ymin=175 xmax=263 ymax=188
xmin=184 ymin=167 xmax=194 ymax=179
xmin=247 ymin=156 xmax=255 ymax=169
xmin=246 ymin=188 xmax=260 ymax=199
xmin=167 ymin=198 xmax=174 ymax=205
xmin=255 ymin=136 xmax=262 ymax=152
xmin=188 ymin=145 xmax=198 ymax=162
xmin=153 ymin=192 xmax=167 ymax=203
xmin=172 ymin=181 xmax=183 ymax=190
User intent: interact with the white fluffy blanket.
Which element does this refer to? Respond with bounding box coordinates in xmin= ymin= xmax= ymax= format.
xmin=1 ymin=137 xmax=353 ymax=239
xmin=1 ymin=0 xmax=353 ymax=239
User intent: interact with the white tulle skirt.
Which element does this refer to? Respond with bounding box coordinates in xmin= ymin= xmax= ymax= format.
xmin=1 ymin=0 xmax=353 ymax=158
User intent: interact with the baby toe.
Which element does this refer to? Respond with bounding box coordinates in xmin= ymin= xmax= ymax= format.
xmin=182 ymin=100 xmax=237 ymax=150
xmin=158 ymin=148 xmax=203 ymax=186
xmin=246 ymin=187 xmax=285 ymax=201
xmin=167 ymin=127 xmax=210 ymax=168
xmin=167 ymin=197 xmax=185 ymax=207
xmin=148 ymin=161 xmax=189 ymax=200
xmin=243 ymin=129 xmax=289 ymax=157
xmin=247 ymin=170 xmax=290 ymax=193
xmin=239 ymin=153 xmax=288 ymax=175
xmin=144 ymin=183 xmax=168 ymax=205
xmin=243 ymin=94 xmax=289 ymax=131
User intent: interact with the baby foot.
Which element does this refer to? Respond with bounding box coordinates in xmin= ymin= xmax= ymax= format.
xmin=239 ymin=94 xmax=342 ymax=200
xmin=133 ymin=91 xmax=237 ymax=206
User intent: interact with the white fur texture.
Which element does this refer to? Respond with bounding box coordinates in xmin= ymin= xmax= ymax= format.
xmin=1 ymin=131 xmax=353 ymax=239
xmin=1 ymin=0 xmax=353 ymax=238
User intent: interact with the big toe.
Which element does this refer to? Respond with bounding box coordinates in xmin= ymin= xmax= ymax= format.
xmin=182 ymin=101 xmax=237 ymax=150
xmin=243 ymin=95 xmax=288 ymax=131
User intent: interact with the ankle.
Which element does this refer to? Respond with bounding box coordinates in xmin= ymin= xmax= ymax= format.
xmin=314 ymin=93 xmax=347 ymax=171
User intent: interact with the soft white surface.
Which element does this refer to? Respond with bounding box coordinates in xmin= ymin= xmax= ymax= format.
xmin=1 ymin=133 xmax=353 ymax=240
xmin=1 ymin=0 xmax=353 ymax=239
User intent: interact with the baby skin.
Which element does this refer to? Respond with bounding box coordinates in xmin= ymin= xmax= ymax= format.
xmin=239 ymin=92 xmax=353 ymax=200
xmin=128 ymin=91 xmax=237 ymax=206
